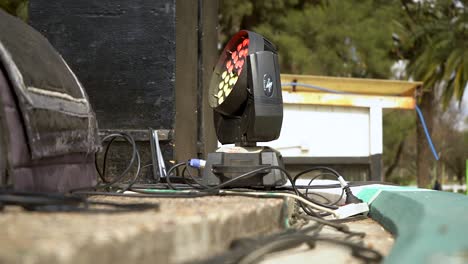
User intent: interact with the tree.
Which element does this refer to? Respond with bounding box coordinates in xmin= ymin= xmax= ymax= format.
xmin=395 ymin=0 xmax=468 ymax=187
xmin=219 ymin=0 xmax=403 ymax=78
xmin=0 ymin=0 xmax=28 ymax=21
xmin=219 ymin=0 xmax=422 ymax=184
xmin=383 ymin=109 xmax=416 ymax=184
xmin=433 ymin=105 xmax=468 ymax=185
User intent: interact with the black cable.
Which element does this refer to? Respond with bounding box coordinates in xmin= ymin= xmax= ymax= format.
xmin=197 ymin=166 xmax=289 ymax=192
xmin=295 ymin=168 xmax=375 ymax=204
xmin=124 ymin=183 xmax=194 ymax=190
xmin=285 ymin=168 xmax=337 ymax=216
xmin=149 ymin=164 xmax=333 ymax=217
xmin=281 ymin=180 xmax=397 ymax=190
xmin=130 ymin=163 xmax=364 ymax=218
xmin=77 ymin=159 xmax=379 ymax=262
xmin=328 ymin=214 xmax=368 ymax=224
xmin=96 ymin=136 xmax=118 ymax=183
xmin=119 ymin=148 xmax=141 ymax=193
xmin=298 ymin=214 xmax=365 ymax=238
xmin=184 ymin=161 xmax=211 ymax=189
xmin=70 ymin=132 xmax=141 ymax=192
xmin=238 ymin=234 xmax=382 ymax=264
xmin=165 ymin=164 xmax=327 ymax=217
xmin=76 ymin=161 xmax=378 ymax=261
xmin=181 ymin=166 xmax=206 ymax=189
xmin=98 ymin=133 xmax=138 ymax=189
xmin=197 ymin=222 xmax=381 ymax=264
xmin=128 ymin=189 xmax=217 ymax=198
xmin=71 ymin=132 xmax=140 ymax=193
xmin=72 ymin=191 xmax=203 ymax=198
xmin=164 ymin=162 xmax=186 ymax=190
xmin=304 ymin=172 xmax=344 ymax=206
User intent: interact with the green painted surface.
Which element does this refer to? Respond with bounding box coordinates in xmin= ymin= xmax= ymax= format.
xmin=356 ymin=186 xmax=422 ymax=204
xmin=368 ymin=190 xmax=468 ymax=264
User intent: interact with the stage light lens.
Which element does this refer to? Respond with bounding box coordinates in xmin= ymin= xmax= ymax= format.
xmin=231 ymin=51 xmax=237 ymax=60
xmin=209 ymin=31 xmax=251 ymax=110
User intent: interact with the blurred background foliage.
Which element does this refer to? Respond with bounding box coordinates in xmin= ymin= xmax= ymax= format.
xmin=219 ymin=0 xmax=467 ymax=186
xmin=0 ymin=0 xmax=27 ymax=21
xmin=220 ymin=0 xmax=402 ymax=78
xmin=1 ymin=0 xmax=466 ymax=186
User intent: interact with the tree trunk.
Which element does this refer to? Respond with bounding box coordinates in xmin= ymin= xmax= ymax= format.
xmin=416 ymin=91 xmax=435 ymax=188
xmin=385 ymin=139 xmax=405 ymax=179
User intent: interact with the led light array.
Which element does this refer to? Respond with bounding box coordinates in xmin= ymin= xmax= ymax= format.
xmin=215 ymin=38 xmax=249 ymax=105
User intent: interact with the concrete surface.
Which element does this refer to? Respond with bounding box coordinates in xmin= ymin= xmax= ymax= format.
xmin=261 ymin=218 xmax=394 ymax=264
xmin=0 ymin=196 xmax=289 ymax=264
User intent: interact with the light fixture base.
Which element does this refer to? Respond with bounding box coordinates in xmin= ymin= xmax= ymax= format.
xmin=202 ymin=146 xmax=286 ymax=188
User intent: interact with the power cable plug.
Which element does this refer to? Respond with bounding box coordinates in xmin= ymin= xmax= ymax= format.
xmin=188 ymin=159 xmax=206 ymax=169
xmin=344 ymin=186 xmax=363 ymax=204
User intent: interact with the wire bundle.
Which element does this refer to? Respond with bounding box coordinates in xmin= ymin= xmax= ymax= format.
xmin=67 ymin=132 xmax=385 ymax=262
xmin=196 ymin=214 xmax=382 ymax=264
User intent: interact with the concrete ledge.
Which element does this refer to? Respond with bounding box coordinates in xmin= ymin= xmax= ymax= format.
xmin=0 ymin=196 xmax=291 ymax=264
xmin=361 ymin=189 xmax=468 ymax=263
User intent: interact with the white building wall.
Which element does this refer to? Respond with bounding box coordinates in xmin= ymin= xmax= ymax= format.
xmin=259 ymin=105 xmax=371 ymax=157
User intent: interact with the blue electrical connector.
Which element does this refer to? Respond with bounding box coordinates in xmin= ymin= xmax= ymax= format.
xmin=189 ymin=159 xmax=207 ymax=169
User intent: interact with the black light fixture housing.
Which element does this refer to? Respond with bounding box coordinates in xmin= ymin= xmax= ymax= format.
xmin=208 ymin=30 xmax=283 ymax=144
xmin=203 ymin=30 xmax=286 ymax=188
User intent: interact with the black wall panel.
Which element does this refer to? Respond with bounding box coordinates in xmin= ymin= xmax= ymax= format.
xmin=29 ymin=0 xmax=176 ymax=130
xmin=28 ymin=0 xmax=218 ymax=182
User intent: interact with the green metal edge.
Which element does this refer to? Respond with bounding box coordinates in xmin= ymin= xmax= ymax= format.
xmin=363 ymin=189 xmax=468 ymax=263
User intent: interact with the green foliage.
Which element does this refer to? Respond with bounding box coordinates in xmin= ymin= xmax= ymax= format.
xmin=0 ymin=0 xmax=28 ymax=21
xmin=396 ymin=0 xmax=467 ymax=107
xmin=220 ymin=0 xmax=402 ymax=78
xmin=382 ymin=110 xmax=417 ymax=184
xmin=219 ymin=0 xmax=418 ymax=185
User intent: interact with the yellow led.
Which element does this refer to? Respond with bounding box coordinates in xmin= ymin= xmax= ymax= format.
xmin=218 ymin=82 xmax=224 ymax=90
xmin=223 ymin=83 xmax=229 ymax=93
xmin=221 ymin=71 xmax=227 ymax=79
xmin=225 ymin=87 xmax=232 ymax=97
xmin=217 ymin=90 xmax=223 ymax=98
xmin=218 ymin=97 xmax=224 ymax=104
xmin=229 ymin=76 xmax=238 ymax=86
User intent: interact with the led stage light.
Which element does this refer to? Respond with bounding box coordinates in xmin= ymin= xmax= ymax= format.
xmin=203 ymin=30 xmax=286 ymax=188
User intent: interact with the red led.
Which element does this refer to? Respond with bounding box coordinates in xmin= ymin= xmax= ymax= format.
xmin=238 ymin=60 xmax=244 ymax=69
xmin=239 ymin=49 xmax=245 ymax=58
xmin=228 ymin=64 xmax=233 ymax=73
xmin=231 ymin=51 xmax=237 ymax=60
xmin=237 ymin=43 xmax=242 ymax=52
xmin=242 ymin=38 xmax=249 ymax=47
xmin=226 ymin=60 xmax=232 ymax=69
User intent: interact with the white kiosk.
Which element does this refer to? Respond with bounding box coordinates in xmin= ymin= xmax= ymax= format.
xmin=263 ymin=74 xmax=421 ymax=181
